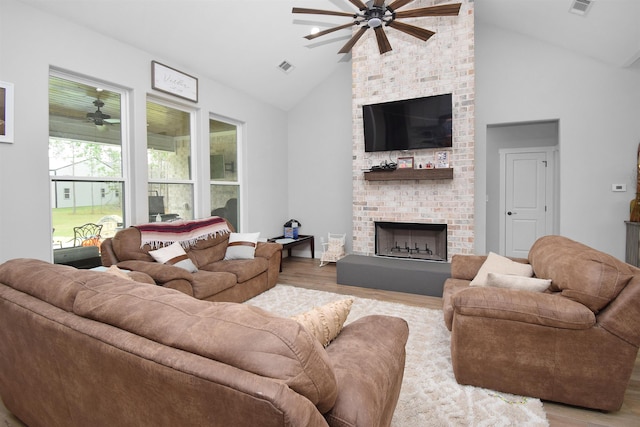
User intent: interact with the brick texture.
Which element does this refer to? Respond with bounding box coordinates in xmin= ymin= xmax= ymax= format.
xmin=351 ymin=0 xmax=475 ymax=259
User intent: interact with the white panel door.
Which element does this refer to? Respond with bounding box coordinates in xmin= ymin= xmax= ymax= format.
xmin=504 ymin=151 xmax=547 ymax=258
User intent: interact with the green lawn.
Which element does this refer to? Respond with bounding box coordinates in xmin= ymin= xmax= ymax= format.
xmin=52 ymin=205 xmax=122 ymax=241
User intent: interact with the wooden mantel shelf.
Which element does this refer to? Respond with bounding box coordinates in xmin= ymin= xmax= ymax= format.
xmin=364 ymin=168 xmax=453 ymax=181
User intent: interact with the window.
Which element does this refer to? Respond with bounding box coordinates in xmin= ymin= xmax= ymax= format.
xmin=49 ymin=72 xmax=127 ymax=246
xmin=147 ymin=99 xmax=194 ymax=222
xmin=209 ymin=117 xmax=240 ymax=231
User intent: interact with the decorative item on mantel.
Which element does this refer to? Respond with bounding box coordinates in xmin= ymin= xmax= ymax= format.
xmin=630 ymin=143 xmax=640 ymax=222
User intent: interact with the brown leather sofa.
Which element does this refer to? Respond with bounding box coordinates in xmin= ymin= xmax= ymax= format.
xmin=0 ymin=259 xmax=409 ymax=427
xmin=100 ymin=219 xmax=282 ymax=302
xmin=442 ymin=235 xmax=640 ymax=411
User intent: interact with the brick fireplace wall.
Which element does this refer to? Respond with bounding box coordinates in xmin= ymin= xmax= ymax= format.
xmin=350 ymin=0 xmax=475 ymax=260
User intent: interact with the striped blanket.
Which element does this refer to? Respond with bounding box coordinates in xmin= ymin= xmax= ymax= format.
xmin=135 ymin=216 xmax=230 ymax=249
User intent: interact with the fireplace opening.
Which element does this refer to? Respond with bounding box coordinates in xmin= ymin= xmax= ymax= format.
xmin=375 ymin=221 xmax=447 ymax=262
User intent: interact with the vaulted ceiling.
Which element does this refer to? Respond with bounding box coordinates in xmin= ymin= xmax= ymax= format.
xmin=20 ymin=0 xmax=640 ymax=116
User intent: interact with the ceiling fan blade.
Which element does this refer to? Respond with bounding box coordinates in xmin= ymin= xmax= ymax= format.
xmin=373 ymin=0 xmax=386 ymax=7
xmin=374 ymin=27 xmax=392 ymax=54
xmin=292 ymin=7 xmax=356 ymax=18
xmin=387 ymin=0 xmax=415 ymax=11
xmin=338 ymin=26 xmax=368 ymax=54
xmin=387 ymin=20 xmax=435 ymax=41
xmin=395 ymin=3 xmax=461 ymax=19
xmin=347 ymin=0 xmax=368 ymax=10
xmin=305 ymin=22 xmax=357 ymax=40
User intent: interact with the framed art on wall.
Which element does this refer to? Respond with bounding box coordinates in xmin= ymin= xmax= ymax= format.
xmin=151 ymin=61 xmax=198 ymax=103
xmin=0 ymin=81 xmax=14 ymax=143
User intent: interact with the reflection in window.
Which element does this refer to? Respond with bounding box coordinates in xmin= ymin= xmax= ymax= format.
xmin=210 ymin=118 xmax=240 ymax=231
xmin=147 ymin=100 xmax=194 ymax=222
xmin=49 ymin=73 xmax=126 ymax=246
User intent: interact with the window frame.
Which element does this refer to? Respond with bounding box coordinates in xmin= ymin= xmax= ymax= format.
xmin=48 ymin=69 xmax=131 ymax=240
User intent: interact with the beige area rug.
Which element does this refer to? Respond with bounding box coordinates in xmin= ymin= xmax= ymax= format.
xmin=247 ymin=284 xmax=549 ymax=427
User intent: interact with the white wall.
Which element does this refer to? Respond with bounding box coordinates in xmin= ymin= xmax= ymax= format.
xmin=475 ymin=24 xmax=640 ymax=260
xmin=0 ymin=0 xmax=288 ymax=263
xmin=287 ymin=64 xmax=353 ymax=257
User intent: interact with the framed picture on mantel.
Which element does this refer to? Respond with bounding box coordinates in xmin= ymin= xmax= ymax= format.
xmin=435 ymin=151 xmax=449 ymax=168
xmin=397 ymin=157 xmax=414 ymax=169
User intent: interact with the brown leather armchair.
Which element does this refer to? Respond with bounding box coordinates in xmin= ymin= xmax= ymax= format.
xmin=442 ymin=235 xmax=640 ymax=411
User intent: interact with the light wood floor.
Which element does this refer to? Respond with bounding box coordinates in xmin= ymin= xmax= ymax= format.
xmin=279 ymin=257 xmax=640 ymax=427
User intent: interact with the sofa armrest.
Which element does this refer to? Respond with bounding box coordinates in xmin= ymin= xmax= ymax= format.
xmin=324 ymin=315 xmax=408 ymax=427
xmin=100 ymin=238 xmax=118 ymax=266
xmin=452 ymin=287 xmax=595 ymax=330
xmin=116 ymin=260 xmax=194 ymax=285
xmin=254 ymin=241 xmax=282 ymax=260
xmin=450 ymin=254 xmax=488 ymax=280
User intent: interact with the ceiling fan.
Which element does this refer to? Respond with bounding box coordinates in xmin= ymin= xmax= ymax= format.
xmin=293 ymin=0 xmax=461 ymax=54
xmin=86 ymin=99 xmax=119 ymax=126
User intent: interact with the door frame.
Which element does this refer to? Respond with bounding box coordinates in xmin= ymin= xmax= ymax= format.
xmin=499 ymin=146 xmax=557 ymax=255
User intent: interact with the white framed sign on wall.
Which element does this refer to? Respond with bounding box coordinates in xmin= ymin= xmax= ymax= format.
xmin=151 ymin=61 xmax=198 ymax=103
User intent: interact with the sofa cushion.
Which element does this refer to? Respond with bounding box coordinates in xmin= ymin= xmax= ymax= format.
xmin=149 ymin=242 xmax=198 ymax=273
xmin=486 ymin=272 xmax=551 ymax=292
xmin=470 ymin=252 xmax=533 ymax=287
xmin=185 ymin=228 xmax=231 ymax=266
xmin=190 ymin=271 xmax=237 ymax=300
xmin=111 ymin=227 xmax=155 ymax=262
xmin=291 ymin=299 xmax=353 ymax=347
xmin=452 ymin=286 xmax=596 ymax=329
xmin=0 ymin=258 xmax=90 ymax=312
xmin=529 ymin=235 xmax=634 ymax=312
xmin=72 ymin=280 xmax=338 ymax=413
xmin=201 ymin=258 xmax=269 ymax=283
xmin=224 ymin=232 xmax=260 ymax=260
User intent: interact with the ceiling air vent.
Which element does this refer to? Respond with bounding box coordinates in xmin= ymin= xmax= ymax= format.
xmin=277 ymin=60 xmax=295 ymax=74
xmin=569 ymin=0 xmax=594 ymax=16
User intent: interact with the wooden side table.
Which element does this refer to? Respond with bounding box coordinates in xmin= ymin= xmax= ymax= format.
xmin=268 ymin=235 xmax=315 ymax=271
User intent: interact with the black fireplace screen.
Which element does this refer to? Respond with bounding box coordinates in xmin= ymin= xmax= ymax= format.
xmin=375 ymin=222 xmax=447 ymax=261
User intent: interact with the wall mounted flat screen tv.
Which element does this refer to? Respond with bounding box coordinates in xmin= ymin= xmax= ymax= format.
xmin=363 ymin=93 xmax=452 ymax=152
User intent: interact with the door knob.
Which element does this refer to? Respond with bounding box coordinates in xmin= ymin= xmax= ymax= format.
xmin=507 ymin=211 xmax=516 ymax=215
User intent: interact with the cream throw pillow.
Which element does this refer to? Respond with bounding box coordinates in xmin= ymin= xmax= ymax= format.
xmin=148 ymin=241 xmax=198 ymax=273
xmin=291 ymin=299 xmax=353 ymax=347
xmin=470 ymin=252 xmax=533 ymax=287
xmin=224 ymin=232 xmax=260 ymax=260
xmin=486 ymin=272 xmax=551 ymax=292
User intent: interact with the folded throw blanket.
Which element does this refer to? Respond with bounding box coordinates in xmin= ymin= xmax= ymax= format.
xmin=135 ymin=216 xmax=230 ymax=249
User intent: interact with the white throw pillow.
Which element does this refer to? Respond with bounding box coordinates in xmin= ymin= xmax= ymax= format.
xmin=469 ymin=252 xmax=533 ymax=287
xmin=148 ymin=241 xmax=198 ymax=273
xmin=486 ymin=272 xmax=551 ymax=292
xmin=224 ymin=232 xmax=260 ymax=260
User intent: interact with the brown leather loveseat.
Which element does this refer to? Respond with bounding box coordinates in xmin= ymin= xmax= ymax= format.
xmin=0 ymin=259 xmax=409 ymax=427
xmin=100 ymin=218 xmax=282 ymax=302
xmin=442 ymin=235 xmax=640 ymax=411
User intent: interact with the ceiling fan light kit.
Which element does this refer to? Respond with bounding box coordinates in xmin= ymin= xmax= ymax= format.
xmin=292 ymin=1 xmax=461 ymax=54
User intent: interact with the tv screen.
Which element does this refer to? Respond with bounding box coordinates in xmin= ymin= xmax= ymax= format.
xmin=363 ymin=94 xmax=452 ymax=152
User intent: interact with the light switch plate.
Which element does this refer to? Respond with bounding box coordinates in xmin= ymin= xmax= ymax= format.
xmin=612 ymin=184 xmax=626 ymax=192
